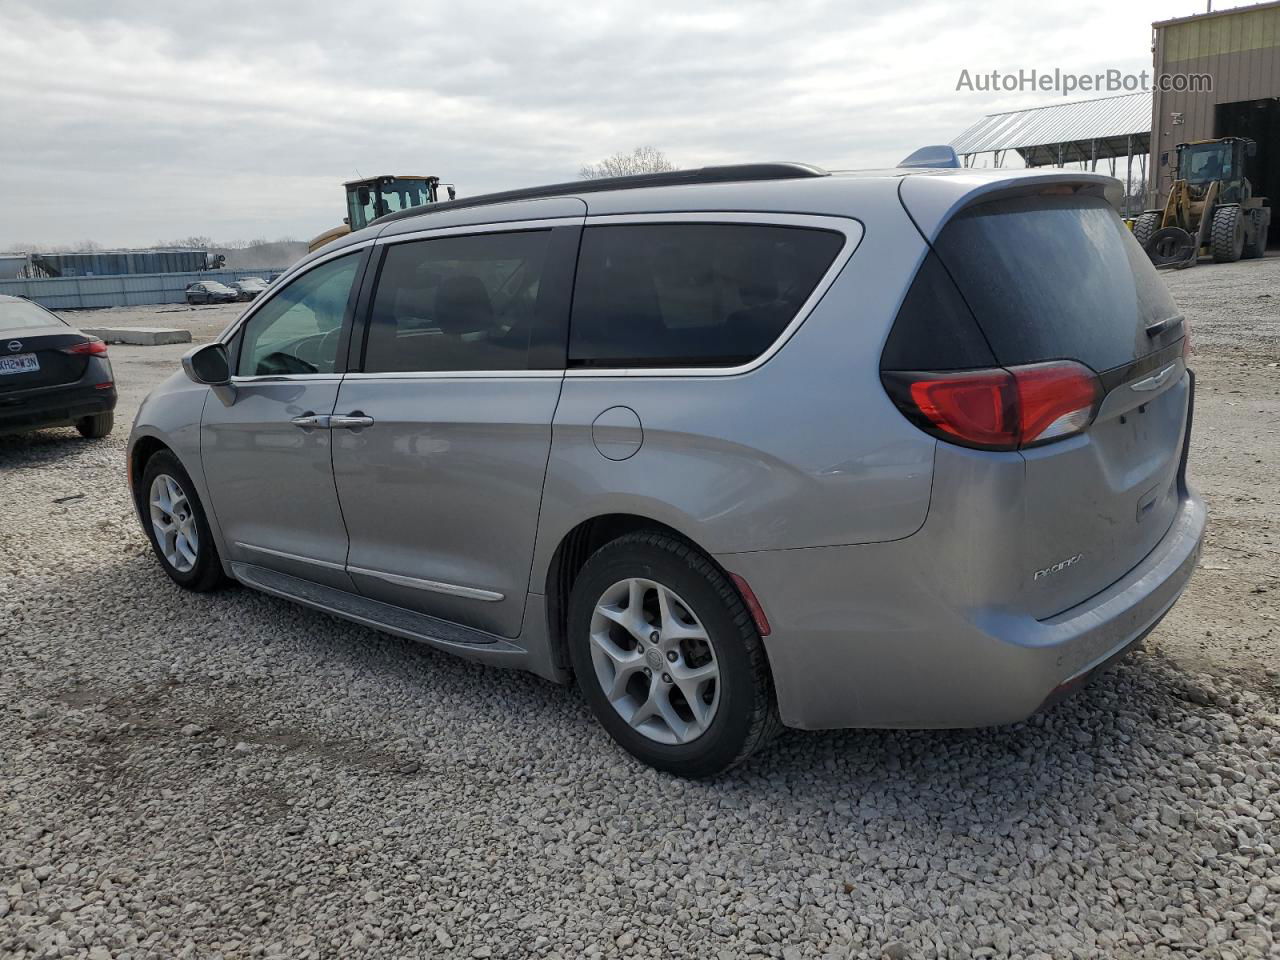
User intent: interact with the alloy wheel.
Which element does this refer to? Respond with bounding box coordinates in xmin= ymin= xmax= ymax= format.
xmin=588 ymin=577 xmax=720 ymax=745
xmin=149 ymin=473 xmax=199 ymax=573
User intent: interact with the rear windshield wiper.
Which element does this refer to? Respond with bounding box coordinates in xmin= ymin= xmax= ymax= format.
xmin=1145 ymin=315 xmax=1184 ymax=338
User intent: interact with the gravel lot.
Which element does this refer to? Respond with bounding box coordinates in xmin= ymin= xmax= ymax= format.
xmin=2 ymin=259 xmax=1278 ymax=960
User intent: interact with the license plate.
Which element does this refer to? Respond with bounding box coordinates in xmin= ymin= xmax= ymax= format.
xmin=0 ymin=353 xmax=39 ymax=375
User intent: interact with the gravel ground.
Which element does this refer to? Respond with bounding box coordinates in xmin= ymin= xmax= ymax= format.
xmin=2 ymin=258 xmax=1278 ymax=960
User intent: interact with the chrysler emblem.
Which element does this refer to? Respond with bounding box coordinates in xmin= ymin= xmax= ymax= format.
xmin=7 ymin=340 xmax=21 ymax=353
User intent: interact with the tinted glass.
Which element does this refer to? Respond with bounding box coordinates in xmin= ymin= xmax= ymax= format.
xmin=237 ymin=254 xmax=360 ymax=376
xmin=569 ymin=223 xmax=844 ymax=367
xmin=880 ymin=252 xmax=996 ymax=371
xmin=0 ymin=299 xmax=67 ymax=331
xmin=364 ymin=231 xmax=551 ymax=373
xmin=934 ymin=195 xmax=1179 ymax=372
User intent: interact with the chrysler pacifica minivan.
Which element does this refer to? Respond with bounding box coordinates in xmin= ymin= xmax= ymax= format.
xmin=128 ymin=162 xmax=1205 ymax=776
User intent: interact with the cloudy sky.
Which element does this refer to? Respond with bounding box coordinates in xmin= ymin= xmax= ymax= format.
xmin=0 ymin=0 xmax=1235 ymax=249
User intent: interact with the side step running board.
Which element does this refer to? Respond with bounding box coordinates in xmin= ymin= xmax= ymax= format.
xmin=231 ymin=562 xmax=533 ymax=669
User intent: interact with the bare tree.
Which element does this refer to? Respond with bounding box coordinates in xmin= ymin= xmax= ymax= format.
xmin=579 ymin=146 xmax=677 ymax=180
xmin=159 ymin=235 xmax=214 ymax=250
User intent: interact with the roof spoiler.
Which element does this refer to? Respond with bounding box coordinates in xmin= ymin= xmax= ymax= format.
xmin=898 ymin=145 xmax=962 ymax=169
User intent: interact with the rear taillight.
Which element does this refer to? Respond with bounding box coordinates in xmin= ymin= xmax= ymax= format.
xmin=61 ymin=338 xmax=108 ymax=356
xmin=882 ymin=360 xmax=1102 ymax=451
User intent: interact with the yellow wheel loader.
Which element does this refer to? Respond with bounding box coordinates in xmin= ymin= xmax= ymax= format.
xmin=1134 ymin=137 xmax=1270 ymax=269
xmin=308 ymin=175 xmax=456 ymax=253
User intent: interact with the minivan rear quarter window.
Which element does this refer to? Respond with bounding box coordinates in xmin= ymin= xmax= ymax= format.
xmin=569 ymin=223 xmax=844 ymax=368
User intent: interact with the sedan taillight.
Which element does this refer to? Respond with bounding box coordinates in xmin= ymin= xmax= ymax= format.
xmin=61 ymin=338 xmax=109 ymax=356
xmin=882 ymin=360 xmax=1103 ymax=451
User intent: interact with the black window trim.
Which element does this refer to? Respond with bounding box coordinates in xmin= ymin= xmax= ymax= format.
xmin=344 ymin=218 xmax=583 ymax=378
xmin=562 ymin=212 xmax=862 ymax=379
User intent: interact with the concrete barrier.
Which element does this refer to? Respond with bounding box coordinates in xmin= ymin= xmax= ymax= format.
xmin=82 ymin=326 xmax=192 ymax=346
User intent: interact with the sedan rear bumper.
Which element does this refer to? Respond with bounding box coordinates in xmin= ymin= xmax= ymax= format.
xmin=0 ymin=381 xmax=116 ymax=435
xmin=719 ymin=490 xmax=1206 ymax=731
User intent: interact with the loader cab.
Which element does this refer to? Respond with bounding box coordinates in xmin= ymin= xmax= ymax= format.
xmin=345 ymin=175 xmax=450 ymax=232
xmin=1177 ymin=138 xmax=1255 ymax=202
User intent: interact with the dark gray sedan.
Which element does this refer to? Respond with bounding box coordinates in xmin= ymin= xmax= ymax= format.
xmin=230 ymin=277 xmax=269 ymax=301
xmin=0 ymin=295 xmax=115 ymax=438
xmin=185 ymin=281 xmax=239 ymax=305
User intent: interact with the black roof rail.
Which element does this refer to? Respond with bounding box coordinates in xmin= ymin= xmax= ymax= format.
xmin=372 ymin=162 xmax=829 ymax=227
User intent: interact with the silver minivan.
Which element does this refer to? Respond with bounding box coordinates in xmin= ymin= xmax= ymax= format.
xmin=128 ymin=162 xmax=1205 ymax=776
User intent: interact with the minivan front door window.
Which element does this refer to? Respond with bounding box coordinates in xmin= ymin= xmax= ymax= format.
xmin=237 ymin=255 xmax=360 ymax=377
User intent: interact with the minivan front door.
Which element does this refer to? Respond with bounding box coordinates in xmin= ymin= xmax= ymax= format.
xmin=202 ymin=250 xmax=366 ymax=590
xmin=332 ymin=224 xmax=580 ymax=638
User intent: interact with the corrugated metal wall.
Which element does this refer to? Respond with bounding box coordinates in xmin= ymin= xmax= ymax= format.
xmin=0 ymin=269 xmax=286 ymax=310
xmin=30 ymin=249 xmax=213 ymax=278
xmin=1150 ymin=1 xmax=1280 ymax=201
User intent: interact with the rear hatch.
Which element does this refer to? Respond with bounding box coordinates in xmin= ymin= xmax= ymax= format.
xmin=888 ymin=185 xmax=1189 ymax=618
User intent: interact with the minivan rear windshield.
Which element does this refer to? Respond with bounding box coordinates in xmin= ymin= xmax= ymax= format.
xmin=933 ymin=195 xmax=1179 ymax=373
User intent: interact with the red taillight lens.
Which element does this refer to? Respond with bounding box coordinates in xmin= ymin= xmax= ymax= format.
xmin=906 ymin=368 xmax=1018 ymax=448
xmin=62 ymin=338 xmax=108 ymax=356
xmin=883 ymin=361 xmax=1102 ymax=451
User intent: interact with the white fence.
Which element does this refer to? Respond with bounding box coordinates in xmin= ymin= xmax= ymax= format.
xmin=0 ymin=268 xmax=289 ymax=311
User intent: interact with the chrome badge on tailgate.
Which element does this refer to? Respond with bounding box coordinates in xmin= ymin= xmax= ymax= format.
xmin=1034 ymin=553 xmax=1084 ymax=581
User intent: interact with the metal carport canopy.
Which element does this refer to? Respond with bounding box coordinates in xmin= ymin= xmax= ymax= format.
xmin=951 ymin=92 xmax=1152 ymax=166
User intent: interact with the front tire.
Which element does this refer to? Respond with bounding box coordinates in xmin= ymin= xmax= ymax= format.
xmin=1133 ymin=211 xmax=1161 ymax=250
xmin=1211 ymin=205 xmax=1246 ymax=263
xmin=139 ymin=450 xmax=224 ymax=591
xmin=566 ymin=532 xmax=780 ymax=777
xmin=76 ymin=411 xmax=113 ymax=438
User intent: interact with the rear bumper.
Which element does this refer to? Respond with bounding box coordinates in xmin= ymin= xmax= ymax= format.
xmin=0 ymin=381 xmax=117 ymax=434
xmin=720 ymin=490 xmax=1206 ymax=731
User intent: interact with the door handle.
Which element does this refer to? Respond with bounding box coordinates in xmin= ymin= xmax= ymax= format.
xmin=290 ymin=413 xmax=331 ymax=429
xmin=329 ymin=414 xmax=375 ymax=429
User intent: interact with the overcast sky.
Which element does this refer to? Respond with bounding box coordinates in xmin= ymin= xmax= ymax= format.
xmin=0 ymin=0 xmax=1239 ymax=249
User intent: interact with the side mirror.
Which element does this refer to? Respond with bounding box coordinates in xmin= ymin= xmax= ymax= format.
xmin=446 ymin=185 xmax=457 ymax=201
xmin=1247 ymin=141 xmax=1258 ymax=157
xmin=182 ymin=342 xmax=231 ymax=386
xmin=357 ymin=186 xmax=371 ymax=206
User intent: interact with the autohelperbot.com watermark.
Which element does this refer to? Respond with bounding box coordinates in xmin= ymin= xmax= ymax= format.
xmin=956 ymin=68 xmax=1212 ymax=97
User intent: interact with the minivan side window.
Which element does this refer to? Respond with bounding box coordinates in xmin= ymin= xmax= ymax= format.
xmin=362 ymin=230 xmax=552 ymax=373
xmin=236 ymin=254 xmax=361 ymax=377
xmin=568 ymin=223 xmax=844 ymax=368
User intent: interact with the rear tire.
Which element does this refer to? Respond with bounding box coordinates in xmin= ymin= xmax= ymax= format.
xmin=1211 ymin=205 xmax=1246 ymax=263
xmin=1132 ymin=211 xmax=1161 ymax=250
xmin=139 ymin=450 xmax=225 ymax=592
xmin=76 ymin=411 xmax=113 ymax=439
xmin=566 ymin=531 xmax=781 ymax=778
xmin=1243 ymin=208 xmax=1269 ymax=259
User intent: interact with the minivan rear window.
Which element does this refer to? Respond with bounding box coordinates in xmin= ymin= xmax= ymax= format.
xmin=932 ymin=195 xmax=1179 ymax=373
xmin=569 ymin=223 xmax=843 ymax=368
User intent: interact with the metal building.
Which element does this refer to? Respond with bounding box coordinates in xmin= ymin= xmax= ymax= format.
xmin=951 ymin=92 xmax=1153 ymax=214
xmin=26 ymin=248 xmax=218 ymax=279
xmin=1150 ymin=0 xmax=1280 ymax=210
xmin=0 ymin=254 xmax=28 ymax=280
